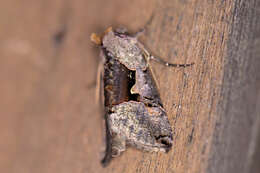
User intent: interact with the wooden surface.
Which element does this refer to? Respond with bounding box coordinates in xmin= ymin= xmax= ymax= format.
xmin=0 ymin=0 xmax=259 ymax=173
xmin=208 ymin=1 xmax=260 ymax=173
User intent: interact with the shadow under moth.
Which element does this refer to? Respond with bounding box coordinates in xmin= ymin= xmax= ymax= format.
xmin=91 ymin=27 xmax=193 ymax=167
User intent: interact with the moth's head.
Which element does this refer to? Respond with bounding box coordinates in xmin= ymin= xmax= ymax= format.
xmin=90 ymin=27 xmax=113 ymax=45
xmin=115 ymin=27 xmax=128 ymax=34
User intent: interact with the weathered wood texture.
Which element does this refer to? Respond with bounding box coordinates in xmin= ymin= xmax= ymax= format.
xmin=0 ymin=0 xmax=259 ymax=173
xmin=208 ymin=0 xmax=260 ymax=173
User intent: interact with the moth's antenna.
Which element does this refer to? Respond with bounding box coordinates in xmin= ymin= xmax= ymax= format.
xmin=150 ymin=55 xmax=194 ymax=67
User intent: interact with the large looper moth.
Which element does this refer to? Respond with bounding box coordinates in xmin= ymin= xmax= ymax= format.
xmin=91 ymin=27 xmax=193 ymax=167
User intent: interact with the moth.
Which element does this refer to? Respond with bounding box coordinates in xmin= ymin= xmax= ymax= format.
xmin=91 ymin=27 xmax=193 ymax=167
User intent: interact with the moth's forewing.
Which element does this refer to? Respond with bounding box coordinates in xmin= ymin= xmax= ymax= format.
xmin=97 ymin=52 xmax=112 ymax=166
xmin=95 ymin=60 xmax=104 ymax=107
xmin=91 ymin=28 xmax=177 ymax=167
xmin=101 ymin=48 xmax=134 ymax=166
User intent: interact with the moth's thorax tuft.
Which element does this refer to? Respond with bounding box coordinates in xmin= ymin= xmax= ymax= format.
xmin=102 ymin=30 xmax=147 ymax=70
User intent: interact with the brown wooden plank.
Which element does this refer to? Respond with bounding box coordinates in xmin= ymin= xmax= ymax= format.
xmin=208 ymin=0 xmax=260 ymax=173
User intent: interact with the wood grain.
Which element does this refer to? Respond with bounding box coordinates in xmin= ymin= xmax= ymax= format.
xmin=0 ymin=0 xmax=259 ymax=173
xmin=208 ymin=0 xmax=260 ymax=173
